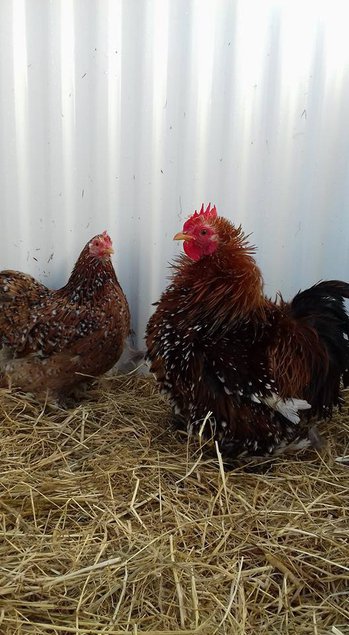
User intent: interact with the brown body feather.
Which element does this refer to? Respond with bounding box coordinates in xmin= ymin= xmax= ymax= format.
xmin=0 ymin=238 xmax=130 ymax=400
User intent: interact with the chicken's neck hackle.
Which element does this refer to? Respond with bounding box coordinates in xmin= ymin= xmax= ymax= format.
xmin=60 ymin=244 xmax=118 ymax=302
xmin=173 ymin=221 xmax=266 ymax=327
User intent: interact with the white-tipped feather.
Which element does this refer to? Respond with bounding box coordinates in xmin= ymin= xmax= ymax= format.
xmin=273 ymin=437 xmax=312 ymax=455
xmin=262 ymin=393 xmax=311 ymax=424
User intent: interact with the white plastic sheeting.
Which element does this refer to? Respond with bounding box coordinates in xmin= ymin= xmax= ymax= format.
xmin=1 ymin=0 xmax=349 ymax=346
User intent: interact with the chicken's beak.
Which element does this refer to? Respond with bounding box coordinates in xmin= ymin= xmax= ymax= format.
xmin=173 ymin=232 xmax=194 ymax=242
xmin=105 ymin=247 xmax=115 ymax=255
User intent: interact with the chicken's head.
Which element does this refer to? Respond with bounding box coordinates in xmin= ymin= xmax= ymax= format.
xmin=173 ymin=203 xmax=219 ymax=261
xmin=88 ymin=231 xmax=114 ymax=260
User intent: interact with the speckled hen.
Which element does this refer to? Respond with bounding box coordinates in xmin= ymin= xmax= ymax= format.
xmin=146 ymin=204 xmax=349 ymax=458
xmin=0 ymin=231 xmax=130 ymax=400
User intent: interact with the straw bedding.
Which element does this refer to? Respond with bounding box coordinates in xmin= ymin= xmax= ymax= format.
xmin=0 ymin=372 xmax=348 ymax=634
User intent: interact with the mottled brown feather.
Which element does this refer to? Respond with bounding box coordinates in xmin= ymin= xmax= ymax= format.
xmin=0 ymin=237 xmax=130 ymax=399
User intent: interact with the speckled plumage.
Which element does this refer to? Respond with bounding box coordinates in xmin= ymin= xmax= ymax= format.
xmin=146 ymin=206 xmax=349 ymax=458
xmin=0 ymin=234 xmax=130 ymax=399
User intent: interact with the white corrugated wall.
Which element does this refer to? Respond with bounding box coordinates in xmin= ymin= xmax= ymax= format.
xmin=1 ymin=0 xmax=349 ymax=346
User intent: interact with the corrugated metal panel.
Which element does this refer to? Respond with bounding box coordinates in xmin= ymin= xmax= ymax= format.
xmin=1 ymin=0 xmax=349 ymax=346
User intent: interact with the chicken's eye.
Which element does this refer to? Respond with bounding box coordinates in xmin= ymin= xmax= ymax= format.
xmin=200 ymin=229 xmax=208 ymax=236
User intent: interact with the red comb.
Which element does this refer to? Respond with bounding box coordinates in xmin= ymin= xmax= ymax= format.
xmin=191 ymin=203 xmax=217 ymax=220
xmin=101 ymin=230 xmax=113 ymax=245
xmin=190 ymin=203 xmax=217 ymax=218
xmin=182 ymin=203 xmax=218 ymax=233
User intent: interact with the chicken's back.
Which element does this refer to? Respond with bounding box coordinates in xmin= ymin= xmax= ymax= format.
xmin=0 ymin=270 xmax=51 ymax=351
xmin=271 ymin=280 xmax=349 ymax=416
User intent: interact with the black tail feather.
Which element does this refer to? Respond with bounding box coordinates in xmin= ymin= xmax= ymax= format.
xmin=290 ymin=280 xmax=349 ymax=415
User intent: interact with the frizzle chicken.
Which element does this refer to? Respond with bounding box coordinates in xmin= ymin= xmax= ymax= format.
xmin=0 ymin=231 xmax=130 ymax=400
xmin=146 ymin=204 xmax=349 ymax=458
